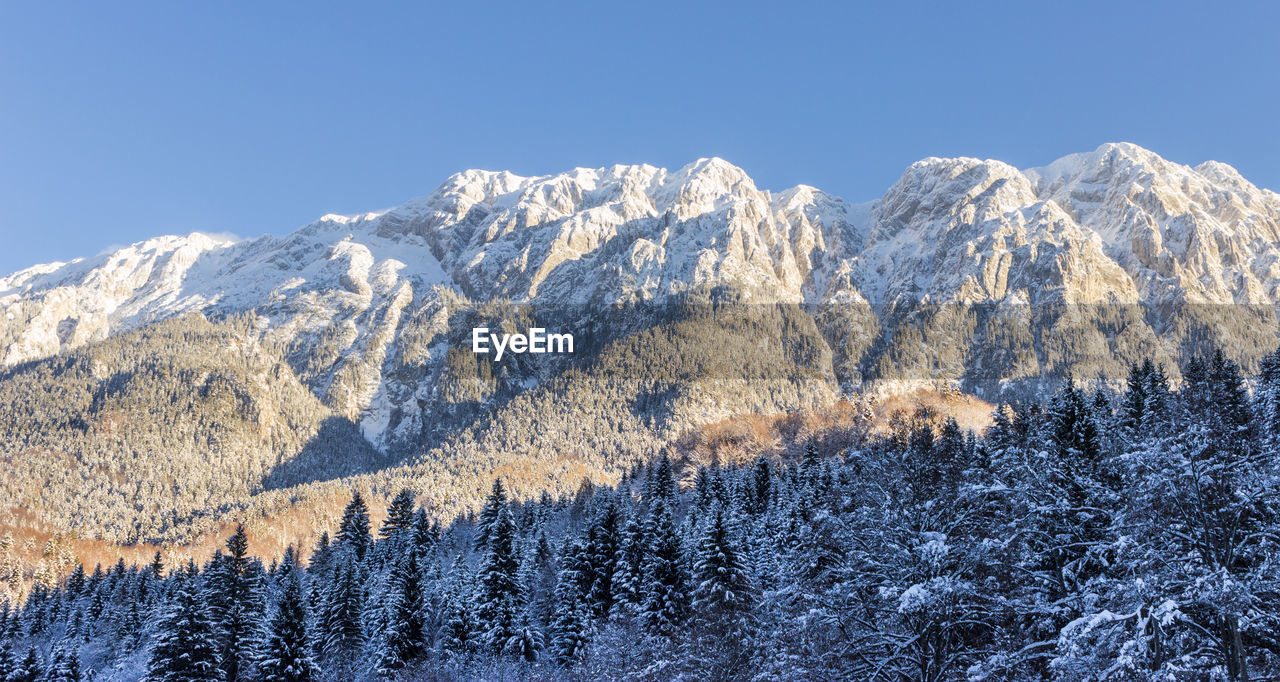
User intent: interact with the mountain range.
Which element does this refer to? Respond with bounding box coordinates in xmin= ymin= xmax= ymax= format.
xmin=2 ymin=142 xmax=1278 ymax=546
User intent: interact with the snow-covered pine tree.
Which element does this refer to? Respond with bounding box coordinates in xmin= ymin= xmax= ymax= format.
xmin=65 ymin=565 xmax=85 ymax=599
xmin=379 ymin=489 xmax=416 ymax=544
xmin=641 ymin=499 xmax=688 ymax=638
xmin=1119 ymin=352 xmax=1278 ymax=680
xmin=687 ymin=505 xmax=757 ymax=678
xmin=374 ymin=554 xmax=426 ymax=677
xmin=439 ymin=557 xmax=477 ymax=660
xmin=210 ymin=524 xmax=262 ymax=682
xmin=502 ymin=617 xmax=544 ymax=662
xmin=473 ymin=479 xmax=508 ymax=552
xmin=549 ymin=560 xmax=590 ymax=667
xmin=257 ymin=571 xmax=320 ymax=682
xmin=691 ymin=506 xmax=756 ymax=630
xmin=751 ymin=456 xmax=772 ymax=515
xmin=43 ymin=642 xmax=79 ymax=682
xmin=10 ymin=647 xmax=41 ymax=682
xmin=693 ymin=466 xmax=715 ymax=511
xmin=148 ymin=575 xmax=224 ymax=682
xmin=476 ymin=506 xmax=523 ymax=655
xmin=610 ymin=514 xmax=647 ymax=617
xmin=802 ymin=440 xmax=821 ymax=483
xmin=933 ymin=417 xmax=969 ymax=494
xmin=335 ymin=491 xmax=372 ymax=562
xmin=645 ymin=454 xmax=676 ymax=506
xmin=1257 ymin=347 xmax=1280 ymax=440
xmin=308 ymin=533 xmax=332 ymax=579
xmin=1122 ymin=359 xmax=1152 ymax=436
xmin=0 ymin=639 xmax=14 ymax=680
xmin=410 ymin=509 xmax=439 ymax=559
xmin=1033 ymin=376 xmax=1116 ymax=598
xmin=320 ymin=555 xmax=365 ymax=661
xmin=585 ymin=497 xmax=621 ymax=618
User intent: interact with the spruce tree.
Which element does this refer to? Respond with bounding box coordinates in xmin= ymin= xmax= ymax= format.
xmin=476 ymin=506 xmax=522 ymax=654
xmin=44 ymin=643 xmax=80 ymax=682
xmin=549 ymin=565 xmax=590 ymax=666
xmin=379 ymin=489 xmax=416 ymax=544
xmin=0 ymin=640 xmax=13 ymax=682
xmin=212 ymin=524 xmax=260 ymax=682
xmin=585 ymin=498 xmax=621 ymax=618
xmin=751 ymin=456 xmax=772 ymax=514
xmin=691 ymin=507 xmax=755 ymax=630
xmin=502 ymin=618 xmax=544 ymax=662
xmin=321 ymin=556 xmax=365 ymax=660
xmin=11 ymin=648 xmax=41 ymax=682
xmin=410 ymin=509 xmax=438 ymax=558
xmin=1258 ymin=347 xmax=1280 ymax=439
xmin=646 ymin=454 xmax=676 ymax=505
xmin=694 ymin=466 xmax=715 ymax=510
xmin=473 ymin=479 xmax=508 ymax=552
xmin=258 ymin=572 xmax=320 ymax=682
xmin=641 ymin=500 xmax=688 ymax=637
xmin=336 ymin=492 xmax=372 ymax=562
xmin=440 ymin=557 xmax=478 ymax=660
xmin=148 ymin=577 xmax=224 ymax=682
xmin=610 ymin=514 xmax=647 ymax=616
xmin=1122 ymin=359 xmax=1152 ymax=437
xmin=375 ymin=555 xmax=425 ymax=676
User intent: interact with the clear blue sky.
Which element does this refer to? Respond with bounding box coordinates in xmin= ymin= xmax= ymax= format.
xmin=1 ymin=1 xmax=1277 ymax=275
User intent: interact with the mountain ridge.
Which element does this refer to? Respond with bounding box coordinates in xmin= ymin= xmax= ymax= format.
xmin=3 ymin=142 xmax=1279 ymax=454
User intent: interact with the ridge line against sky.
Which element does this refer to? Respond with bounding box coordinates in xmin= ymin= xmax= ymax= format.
xmin=1 ymin=1 xmax=1277 ymax=276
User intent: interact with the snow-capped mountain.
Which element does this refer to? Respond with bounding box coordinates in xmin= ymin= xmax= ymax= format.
xmin=2 ymin=143 xmax=1278 ymax=451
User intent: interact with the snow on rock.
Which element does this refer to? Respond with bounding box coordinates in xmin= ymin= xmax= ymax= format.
xmin=3 ymin=143 xmax=1277 ymax=449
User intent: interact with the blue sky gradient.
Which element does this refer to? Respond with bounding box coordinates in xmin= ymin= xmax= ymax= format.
xmin=1 ymin=1 xmax=1277 ymax=274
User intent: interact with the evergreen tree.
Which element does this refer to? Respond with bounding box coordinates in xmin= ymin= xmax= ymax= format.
xmin=335 ymin=492 xmax=372 ymax=562
xmin=439 ymin=558 xmax=477 ymax=660
xmin=501 ymin=618 xmax=544 ymax=663
xmin=646 ymin=454 xmax=676 ymax=505
xmin=374 ymin=555 xmax=425 ymax=676
xmin=585 ymin=497 xmax=621 ymax=618
xmin=148 ymin=577 xmax=224 ymax=682
xmin=1257 ymin=347 xmax=1280 ymax=439
xmin=610 ymin=514 xmax=647 ymax=615
xmin=321 ymin=556 xmax=364 ymax=660
xmin=1121 ymin=359 xmax=1153 ymax=438
xmin=751 ymin=456 xmax=772 ymax=514
xmin=211 ymin=524 xmax=260 ymax=682
xmin=1051 ymin=376 xmax=1103 ymax=464
xmin=476 ymin=506 xmax=523 ymax=654
xmin=549 ymin=564 xmax=590 ymax=666
xmin=10 ymin=648 xmax=41 ymax=682
xmin=43 ymin=643 xmax=79 ymax=682
xmin=65 ymin=566 xmax=85 ymax=599
xmin=410 ymin=509 xmax=438 ymax=558
xmin=379 ymin=489 xmax=416 ymax=543
xmin=0 ymin=640 xmax=13 ymax=682
xmin=693 ymin=466 xmax=716 ymax=510
xmin=641 ymin=500 xmax=688 ymax=637
xmin=473 ymin=479 xmax=508 ymax=552
xmin=691 ymin=507 xmax=756 ymax=630
xmin=258 ymin=572 xmax=320 ymax=682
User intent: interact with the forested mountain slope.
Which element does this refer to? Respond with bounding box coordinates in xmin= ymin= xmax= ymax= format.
xmin=2 ymin=347 xmax=1279 ymax=680
xmin=0 ymin=143 xmax=1277 ymax=554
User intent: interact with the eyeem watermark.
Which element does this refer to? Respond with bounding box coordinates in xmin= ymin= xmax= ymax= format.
xmin=471 ymin=327 xmax=574 ymax=361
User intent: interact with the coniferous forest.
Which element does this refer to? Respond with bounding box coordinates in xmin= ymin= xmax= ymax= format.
xmin=2 ymin=349 xmax=1280 ymax=681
